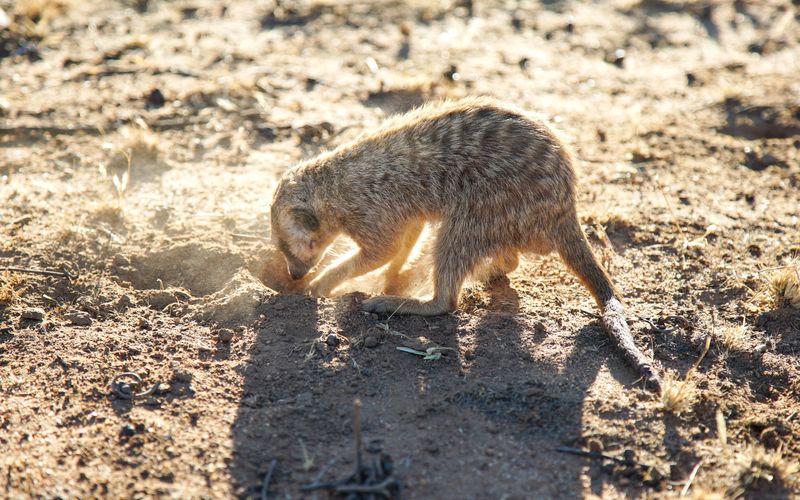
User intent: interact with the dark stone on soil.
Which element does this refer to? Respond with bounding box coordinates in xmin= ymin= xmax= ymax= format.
xmin=145 ymin=88 xmax=165 ymax=109
xmin=181 ymin=7 xmax=199 ymax=20
xmin=256 ymin=125 xmax=277 ymax=141
xmin=65 ymin=311 xmax=92 ymax=326
xmin=748 ymin=42 xmax=764 ymax=55
xmin=21 ymin=307 xmax=45 ymax=321
xmin=119 ymin=424 xmax=137 ymax=438
xmin=364 ymin=334 xmax=380 ymax=348
xmin=325 ymin=333 xmax=340 ymax=347
xmin=217 ymin=328 xmax=235 ymax=342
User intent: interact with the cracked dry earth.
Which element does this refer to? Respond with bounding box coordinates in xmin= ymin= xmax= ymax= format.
xmin=1 ymin=0 xmax=799 ymax=498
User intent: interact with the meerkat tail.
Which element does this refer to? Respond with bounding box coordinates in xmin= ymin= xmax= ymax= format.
xmin=556 ymin=224 xmax=662 ymax=392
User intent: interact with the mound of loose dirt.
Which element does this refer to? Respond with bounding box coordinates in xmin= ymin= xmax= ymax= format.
xmin=192 ymin=268 xmax=276 ymax=326
xmin=124 ymin=242 xmax=247 ymax=296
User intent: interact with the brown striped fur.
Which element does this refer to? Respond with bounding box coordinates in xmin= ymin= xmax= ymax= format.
xmin=270 ymin=96 xmax=661 ymax=390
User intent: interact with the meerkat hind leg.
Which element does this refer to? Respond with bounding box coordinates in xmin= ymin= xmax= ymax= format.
xmin=479 ymin=250 xmax=520 ymax=284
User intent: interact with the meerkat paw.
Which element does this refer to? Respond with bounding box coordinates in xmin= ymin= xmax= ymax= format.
xmin=362 ymin=296 xmax=452 ymax=316
xmin=308 ymin=276 xmax=335 ymax=297
xmin=362 ymin=295 xmax=408 ymax=314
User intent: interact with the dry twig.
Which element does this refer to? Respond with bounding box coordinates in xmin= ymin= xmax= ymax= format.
xmin=1 ymin=266 xmax=76 ymax=280
xmin=260 ymin=459 xmax=278 ymax=500
xmin=301 ymin=398 xmax=399 ymax=498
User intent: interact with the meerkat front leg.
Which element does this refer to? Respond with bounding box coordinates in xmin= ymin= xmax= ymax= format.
xmin=383 ymin=220 xmax=424 ymax=295
xmin=363 ymin=219 xmax=481 ymax=316
xmin=308 ymin=247 xmax=393 ymax=297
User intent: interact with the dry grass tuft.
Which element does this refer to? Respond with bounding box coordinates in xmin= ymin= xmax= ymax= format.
xmin=716 ymin=320 xmax=751 ymax=353
xmin=660 ymin=370 xmax=697 ymax=414
xmin=738 ymin=445 xmax=799 ymax=491
xmin=661 ymin=334 xmax=710 ymax=414
xmin=0 ymin=272 xmax=24 ymax=304
xmin=768 ymin=261 xmax=800 ymax=310
xmin=97 ymin=127 xmax=165 ymax=209
xmin=106 ymin=126 xmax=163 ymax=176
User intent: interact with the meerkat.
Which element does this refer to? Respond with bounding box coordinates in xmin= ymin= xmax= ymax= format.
xmin=270 ymin=96 xmax=661 ymax=390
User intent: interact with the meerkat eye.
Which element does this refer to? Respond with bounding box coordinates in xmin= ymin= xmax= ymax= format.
xmin=291 ymin=208 xmax=320 ymax=232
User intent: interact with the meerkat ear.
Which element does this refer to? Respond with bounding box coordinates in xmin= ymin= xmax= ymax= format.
xmin=291 ymin=208 xmax=320 ymax=232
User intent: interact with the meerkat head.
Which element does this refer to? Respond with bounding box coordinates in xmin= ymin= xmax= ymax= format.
xmin=270 ymin=176 xmax=334 ymax=280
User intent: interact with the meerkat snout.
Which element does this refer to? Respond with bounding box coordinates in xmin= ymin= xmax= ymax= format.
xmin=271 ymin=179 xmax=336 ymax=280
xmin=272 ymin=207 xmax=322 ymax=279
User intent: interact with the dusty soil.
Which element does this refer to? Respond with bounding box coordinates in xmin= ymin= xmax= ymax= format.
xmin=2 ymin=0 xmax=799 ymax=498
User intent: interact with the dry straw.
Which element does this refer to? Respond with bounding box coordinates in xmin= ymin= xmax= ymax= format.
xmin=661 ymin=333 xmax=711 ymax=414
xmin=0 ymin=272 xmax=23 ymax=304
xmin=768 ymin=261 xmax=800 ymax=310
xmin=737 ymin=445 xmax=799 ymax=490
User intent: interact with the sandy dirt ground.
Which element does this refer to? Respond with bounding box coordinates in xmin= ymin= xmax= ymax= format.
xmin=1 ymin=0 xmax=800 ymax=498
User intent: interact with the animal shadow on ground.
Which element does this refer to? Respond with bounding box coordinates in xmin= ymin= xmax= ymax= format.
xmin=229 ymin=274 xmax=647 ymax=498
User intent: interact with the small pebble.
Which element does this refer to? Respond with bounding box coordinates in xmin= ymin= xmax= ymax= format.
xmin=171 ymin=366 xmax=192 ymax=383
xmin=326 ymin=333 xmax=340 ymax=347
xmin=217 ymin=328 xmax=235 ymax=343
xmin=115 ymin=294 xmax=135 ymax=311
xmin=65 ymin=311 xmax=92 ymax=326
xmin=21 ymin=307 xmax=45 ymax=321
xmin=145 ymin=88 xmax=165 ymax=109
xmin=364 ymin=334 xmax=380 ymax=348
xmin=119 ymin=424 xmax=137 ymax=438
xmin=613 ymin=48 xmax=625 ymax=68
